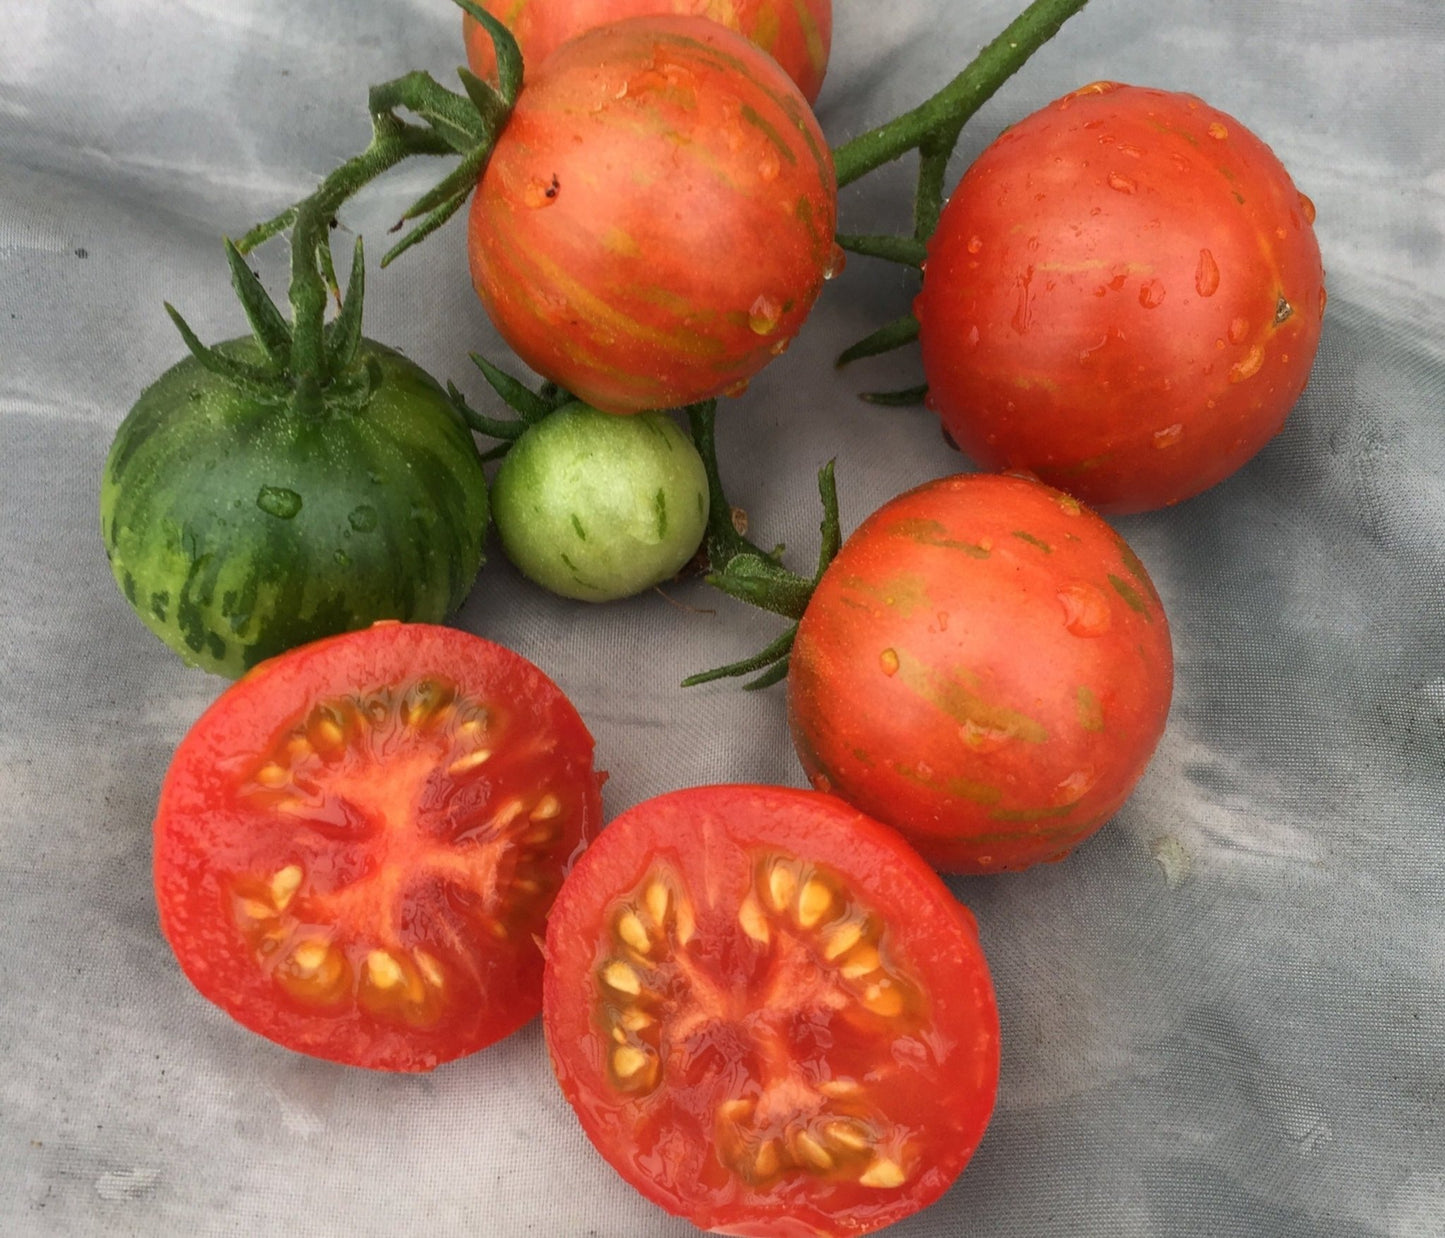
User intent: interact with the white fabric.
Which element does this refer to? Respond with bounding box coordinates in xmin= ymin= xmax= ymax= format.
xmin=2 ymin=1 xmax=1442 ymax=1234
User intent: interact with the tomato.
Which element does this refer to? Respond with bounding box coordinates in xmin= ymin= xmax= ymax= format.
xmin=787 ymin=472 xmax=1173 ymax=873
xmin=915 ymin=81 xmax=1326 ymax=513
xmin=101 ymin=338 xmax=488 ymax=677
xmin=464 ymin=0 xmax=833 ymax=104
xmin=152 ymin=622 xmax=604 ymax=1071
xmin=469 ymin=15 xmax=838 ymax=415
xmin=490 ymin=402 xmax=709 ymax=601
xmin=543 ymin=784 xmax=999 ymax=1237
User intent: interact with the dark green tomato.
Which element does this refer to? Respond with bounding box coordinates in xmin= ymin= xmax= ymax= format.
xmin=100 ymin=339 xmax=488 ymax=677
xmin=490 ymin=403 xmax=708 ymax=602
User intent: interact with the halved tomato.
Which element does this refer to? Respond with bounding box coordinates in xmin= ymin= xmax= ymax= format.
xmin=153 ymin=622 xmax=604 ymax=1071
xmin=542 ymin=785 xmax=999 ymax=1237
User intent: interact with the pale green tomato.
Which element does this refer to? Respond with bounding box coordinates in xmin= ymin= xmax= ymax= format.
xmin=490 ymin=403 xmax=708 ymax=602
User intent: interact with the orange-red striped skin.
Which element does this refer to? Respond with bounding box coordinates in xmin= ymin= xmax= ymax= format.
xmin=787 ymin=474 xmax=1175 ymax=874
xmin=468 ymin=15 xmax=837 ymax=415
xmin=465 ymin=0 xmax=833 ymax=104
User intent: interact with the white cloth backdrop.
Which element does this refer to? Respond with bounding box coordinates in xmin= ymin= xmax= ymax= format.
xmin=2 ymin=0 xmax=1442 ymax=1234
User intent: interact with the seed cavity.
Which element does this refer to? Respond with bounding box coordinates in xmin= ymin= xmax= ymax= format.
xmin=617 ymin=912 xmax=653 ymax=954
xmin=797 ymin=879 xmax=835 ymax=929
xmin=793 ymin=1131 xmax=833 ymax=1170
xmin=366 ymin=949 xmax=404 ymax=989
xmin=765 ymin=864 xmax=796 ymax=913
xmin=738 ymin=894 xmax=771 ymax=944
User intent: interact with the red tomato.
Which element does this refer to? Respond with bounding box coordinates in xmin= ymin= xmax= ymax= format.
xmin=464 ymin=0 xmax=833 ymax=104
xmin=787 ymin=473 xmax=1173 ymax=873
xmin=468 ymin=15 xmax=838 ymax=415
xmin=543 ymin=784 xmax=999 ymax=1237
xmin=915 ymin=82 xmax=1326 ymax=513
xmin=152 ymin=622 xmax=604 ymax=1071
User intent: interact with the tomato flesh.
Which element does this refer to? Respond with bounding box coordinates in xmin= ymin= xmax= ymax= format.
xmin=153 ymin=623 xmax=603 ymax=1071
xmin=787 ymin=473 xmax=1174 ymax=873
xmin=543 ymin=785 xmax=999 ymax=1236
xmin=915 ymin=81 xmax=1326 ymax=512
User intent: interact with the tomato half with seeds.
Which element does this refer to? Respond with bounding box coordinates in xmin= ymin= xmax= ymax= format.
xmin=464 ymin=0 xmax=833 ymax=104
xmin=788 ymin=472 xmax=1173 ymax=873
xmin=543 ymin=784 xmax=999 ymax=1237
xmin=153 ymin=622 xmax=604 ymax=1071
xmin=469 ymin=14 xmax=838 ymax=415
xmin=915 ymin=81 xmax=1326 ymax=512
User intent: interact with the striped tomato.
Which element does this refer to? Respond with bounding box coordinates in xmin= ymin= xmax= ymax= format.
xmin=787 ymin=473 xmax=1174 ymax=874
xmin=468 ymin=14 xmax=837 ymax=415
xmin=464 ymin=0 xmax=833 ymax=104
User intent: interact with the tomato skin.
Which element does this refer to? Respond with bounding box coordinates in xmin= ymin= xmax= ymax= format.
xmin=153 ymin=622 xmax=604 ymax=1071
xmin=464 ymin=0 xmax=833 ymax=104
xmin=787 ymin=473 xmax=1173 ymax=873
xmin=543 ymin=784 xmax=999 ymax=1237
xmin=915 ymin=81 xmax=1326 ymax=513
xmin=469 ymin=15 xmax=837 ymax=415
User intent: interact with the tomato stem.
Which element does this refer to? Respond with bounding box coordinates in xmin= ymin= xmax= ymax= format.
xmin=831 ymin=0 xmax=1092 ymax=189
xmin=835 ymin=235 xmax=927 ymax=268
xmin=836 ymin=315 xmax=920 ymax=369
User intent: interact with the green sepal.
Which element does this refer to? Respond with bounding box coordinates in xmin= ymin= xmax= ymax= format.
xmin=836 ymin=314 xmax=921 ymax=369
xmin=454 ymin=0 xmax=524 ymax=104
xmin=324 ymin=355 xmax=384 ymax=414
xmin=813 ymin=461 xmax=842 ymax=579
xmin=325 ymin=237 xmax=367 ymax=375
xmin=223 ymin=239 xmax=292 ymax=363
xmin=681 ymin=625 xmax=796 ymax=689
xmin=163 ymin=303 xmax=289 ymax=401
xmin=458 ymin=67 xmax=511 ymax=131
xmin=860 ymin=384 xmax=929 ymax=407
xmin=707 ymin=553 xmax=815 ymax=621
xmin=469 ymin=353 xmax=559 ymax=423
xmin=448 ymin=380 xmax=529 ymax=442
xmin=835 ymin=234 xmax=928 ymax=267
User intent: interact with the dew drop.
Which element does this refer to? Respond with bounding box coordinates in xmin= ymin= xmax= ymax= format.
xmin=1058 ymin=582 xmax=1112 ymax=637
xmin=768 ymin=337 xmax=790 ymax=356
xmin=878 ymin=649 xmax=900 ymax=677
xmin=966 ymin=324 xmax=980 ymax=349
xmin=1152 ymin=423 xmax=1184 ymax=449
xmin=758 ymin=147 xmax=781 ymax=182
xmin=1228 ymin=317 xmax=1250 ymax=344
xmin=1319 ymin=286 xmax=1328 ymax=319
xmin=1207 ymin=122 xmax=1228 ymax=140
xmin=1107 ymin=172 xmax=1137 ymax=194
xmin=256 ymin=486 xmax=302 ymax=520
xmin=966 ymin=235 xmax=983 ymax=255
xmin=334 ymin=549 xmax=350 ymax=567
xmin=748 ymin=294 xmax=782 ymax=335
xmin=824 ymin=244 xmax=847 ymax=280
xmin=348 ymin=504 xmax=379 ymax=533
xmin=1195 ymin=249 xmax=1220 ymax=297
xmin=1298 ymin=192 xmax=1317 ymax=225
xmin=722 ymin=378 xmax=750 ymax=399
xmin=1229 ymin=344 xmax=1266 ymax=383
xmin=1138 ymin=278 xmax=1166 ymax=309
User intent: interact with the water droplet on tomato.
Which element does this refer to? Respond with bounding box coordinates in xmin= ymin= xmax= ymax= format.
xmin=1058 ymin=583 xmax=1112 ymax=637
xmin=1298 ymin=192 xmax=1317 ymax=225
xmin=768 ymin=337 xmax=790 ymax=356
xmin=256 ymin=486 xmax=302 ymax=520
xmin=348 ymin=504 xmax=379 ymax=533
xmin=1195 ymin=249 xmax=1220 ymax=297
xmin=1319 ymin=286 xmax=1328 ymax=319
xmin=1228 ymin=317 xmax=1250 ymax=344
xmin=966 ymin=235 xmax=983 ymax=254
xmin=824 ymin=244 xmax=847 ymax=281
xmin=1152 ymin=424 xmax=1184 ymax=449
xmin=748 ymin=295 xmax=782 ymax=336
xmin=1138 ymin=279 xmax=1166 ymax=309
xmin=758 ymin=147 xmax=781 ymax=182
xmin=1107 ymin=172 xmax=1137 ymax=194
xmin=878 ymin=649 xmax=900 ymax=677
xmin=1208 ymin=122 xmax=1228 ymax=140
xmin=722 ymin=378 xmax=750 ymax=399
xmin=966 ymin=324 xmax=980 ymax=349
xmin=334 ymin=549 xmax=350 ymax=567
xmin=1229 ymin=344 xmax=1266 ymax=383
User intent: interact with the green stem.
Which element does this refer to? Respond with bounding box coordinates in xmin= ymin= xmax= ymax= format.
xmin=836 ymin=234 xmax=928 ymax=267
xmin=832 ymin=0 xmax=1092 ymax=187
xmin=684 ymin=401 xmax=776 ymax=570
xmin=914 ymin=119 xmax=965 ymax=240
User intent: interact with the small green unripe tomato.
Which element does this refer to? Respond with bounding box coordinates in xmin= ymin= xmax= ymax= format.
xmin=490 ymin=403 xmax=709 ymax=602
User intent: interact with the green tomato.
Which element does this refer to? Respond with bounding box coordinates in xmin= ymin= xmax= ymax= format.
xmin=491 ymin=403 xmax=709 ymax=602
xmin=101 ymin=338 xmax=489 ymax=676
